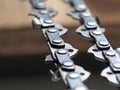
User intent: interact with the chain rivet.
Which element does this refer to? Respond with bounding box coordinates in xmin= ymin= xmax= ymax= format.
xmin=44 ymin=19 xmax=53 ymax=24
xmin=52 ymin=39 xmax=62 ymax=44
xmin=63 ymin=61 xmax=73 ymax=67
xmin=105 ymin=50 xmax=115 ymax=56
xmin=47 ymin=29 xmax=57 ymax=33
xmin=57 ymin=49 xmax=67 ymax=54
xmin=99 ymin=41 xmax=109 ymax=46
xmin=82 ymin=12 xmax=91 ymax=17
xmin=78 ymin=4 xmax=86 ymax=10
xmin=40 ymin=10 xmax=48 ymax=14
xmin=68 ymin=72 xmax=79 ymax=79
xmin=75 ymin=87 xmax=87 ymax=90
xmin=113 ymin=63 xmax=120 ymax=69
xmin=92 ymin=30 xmax=102 ymax=35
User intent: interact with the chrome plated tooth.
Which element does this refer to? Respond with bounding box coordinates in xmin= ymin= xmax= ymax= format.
xmin=101 ymin=67 xmax=119 ymax=85
xmin=67 ymin=8 xmax=81 ymax=20
xmin=45 ymin=55 xmax=53 ymax=62
xmin=88 ymin=45 xmax=105 ymax=61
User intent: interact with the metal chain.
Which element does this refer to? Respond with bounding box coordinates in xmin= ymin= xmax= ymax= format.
xmin=64 ymin=0 xmax=120 ymax=86
xmin=28 ymin=0 xmax=91 ymax=90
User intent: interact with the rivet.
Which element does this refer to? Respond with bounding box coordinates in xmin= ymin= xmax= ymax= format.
xmin=75 ymin=87 xmax=87 ymax=90
xmin=38 ymin=2 xmax=45 ymax=7
xmin=68 ymin=72 xmax=79 ymax=79
xmin=99 ymin=41 xmax=109 ymax=46
xmin=78 ymin=4 xmax=86 ymax=10
xmin=52 ymin=39 xmax=62 ymax=44
xmin=44 ymin=19 xmax=53 ymax=24
xmin=87 ymin=21 xmax=97 ymax=26
xmin=57 ymin=49 xmax=67 ymax=54
xmin=92 ymin=30 xmax=102 ymax=35
xmin=47 ymin=29 xmax=57 ymax=33
xmin=63 ymin=61 xmax=73 ymax=67
xmin=39 ymin=10 xmax=48 ymax=14
xmin=82 ymin=12 xmax=91 ymax=17
xmin=113 ymin=63 xmax=120 ymax=69
xmin=105 ymin=50 xmax=115 ymax=56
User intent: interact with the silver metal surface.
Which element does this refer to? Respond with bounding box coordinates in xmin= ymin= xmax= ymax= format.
xmin=54 ymin=23 xmax=68 ymax=36
xmin=68 ymin=8 xmax=80 ymax=20
xmin=105 ymin=50 xmax=115 ymax=56
xmin=52 ymin=39 xmax=62 ymax=44
xmin=82 ymin=12 xmax=91 ymax=17
xmin=57 ymin=49 xmax=67 ymax=54
xmin=29 ymin=7 xmax=57 ymax=18
xmin=28 ymin=0 xmax=106 ymax=89
xmin=115 ymin=48 xmax=120 ymax=57
xmin=76 ymin=25 xmax=91 ymax=39
xmin=47 ymin=28 xmax=57 ymax=33
xmin=39 ymin=10 xmax=48 ymax=14
xmin=98 ymin=41 xmax=109 ymax=46
xmin=63 ymin=61 xmax=74 ymax=67
xmin=65 ymin=0 xmax=120 ymax=88
xmin=48 ymin=43 xmax=78 ymax=59
xmin=87 ymin=21 xmax=97 ymax=27
xmin=42 ymin=23 xmax=68 ymax=39
xmin=45 ymin=54 xmax=53 ymax=62
xmin=92 ymin=30 xmax=102 ymax=35
xmin=74 ymin=87 xmax=88 ymax=90
xmin=76 ymin=25 xmax=105 ymax=39
xmin=37 ymin=2 xmax=45 ymax=7
xmin=101 ymin=67 xmax=119 ymax=85
xmin=59 ymin=65 xmax=91 ymax=84
xmin=113 ymin=63 xmax=120 ymax=69
xmin=68 ymin=72 xmax=80 ymax=79
xmin=78 ymin=4 xmax=86 ymax=11
xmin=44 ymin=19 xmax=53 ymax=24
xmin=88 ymin=45 xmax=105 ymax=61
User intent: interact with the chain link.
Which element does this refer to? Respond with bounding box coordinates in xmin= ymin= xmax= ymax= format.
xmin=65 ymin=0 xmax=120 ymax=86
xmin=29 ymin=0 xmax=91 ymax=90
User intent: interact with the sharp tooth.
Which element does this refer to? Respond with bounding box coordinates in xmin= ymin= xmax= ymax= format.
xmin=101 ymin=67 xmax=119 ymax=85
xmin=88 ymin=45 xmax=105 ymax=61
xmin=45 ymin=55 xmax=53 ymax=62
xmin=76 ymin=25 xmax=91 ymax=39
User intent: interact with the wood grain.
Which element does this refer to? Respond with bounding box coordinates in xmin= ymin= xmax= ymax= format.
xmin=0 ymin=0 xmax=119 ymax=55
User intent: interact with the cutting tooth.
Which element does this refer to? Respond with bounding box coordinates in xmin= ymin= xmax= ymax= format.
xmin=76 ymin=25 xmax=91 ymax=39
xmin=101 ymin=28 xmax=105 ymax=33
xmin=75 ymin=65 xmax=91 ymax=81
xmin=88 ymin=45 xmax=105 ymax=61
xmin=45 ymin=55 xmax=53 ymax=62
xmin=101 ymin=67 xmax=119 ymax=85
xmin=54 ymin=23 xmax=68 ymax=36
xmin=47 ymin=7 xmax=58 ymax=17
xmin=65 ymin=43 xmax=78 ymax=58
xmin=67 ymin=8 xmax=80 ymax=20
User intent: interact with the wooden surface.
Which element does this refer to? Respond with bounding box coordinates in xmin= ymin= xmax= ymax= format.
xmin=0 ymin=0 xmax=119 ymax=55
xmin=0 ymin=0 xmax=120 ymax=29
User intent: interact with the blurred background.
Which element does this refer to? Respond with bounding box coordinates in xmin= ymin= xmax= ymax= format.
xmin=0 ymin=0 xmax=120 ymax=90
